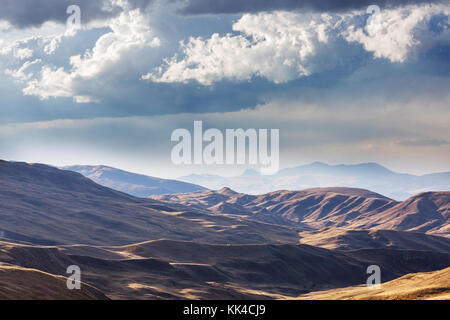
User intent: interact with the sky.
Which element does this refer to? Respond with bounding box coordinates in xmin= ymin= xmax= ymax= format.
xmin=0 ymin=0 xmax=449 ymax=178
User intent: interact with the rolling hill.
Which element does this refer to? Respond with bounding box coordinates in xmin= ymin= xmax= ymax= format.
xmin=151 ymin=187 xmax=450 ymax=237
xmin=299 ymin=228 xmax=450 ymax=251
xmin=298 ymin=267 xmax=450 ymax=300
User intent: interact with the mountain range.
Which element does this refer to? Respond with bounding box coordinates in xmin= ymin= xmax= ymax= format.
xmin=180 ymin=162 xmax=450 ymax=200
xmin=151 ymin=187 xmax=450 ymax=237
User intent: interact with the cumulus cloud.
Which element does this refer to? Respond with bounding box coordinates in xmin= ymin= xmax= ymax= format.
xmin=0 ymin=20 xmax=72 ymax=61
xmin=0 ymin=41 xmax=34 ymax=60
xmin=146 ymin=4 xmax=450 ymax=85
xmin=144 ymin=12 xmax=341 ymax=84
xmin=22 ymin=9 xmax=160 ymax=102
xmin=22 ymin=66 xmax=78 ymax=100
xmin=1 ymin=1 xmax=449 ymax=112
xmin=345 ymin=4 xmax=450 ymax=62
xmin=5 ymin=59 xmax=42 ymax=81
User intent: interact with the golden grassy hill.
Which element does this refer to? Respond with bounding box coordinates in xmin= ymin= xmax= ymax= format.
xmin=297 ymin=267 xmax=450 ymax=300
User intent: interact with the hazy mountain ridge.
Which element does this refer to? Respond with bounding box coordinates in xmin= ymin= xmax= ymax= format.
xmin=180 ymin=162 xmax=450 ymax=200
xmin=63 ymin=165 xmax=207 ymax=197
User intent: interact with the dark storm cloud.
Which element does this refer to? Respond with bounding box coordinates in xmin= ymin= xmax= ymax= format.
xmin=175 ymin=0 xmax=445 ymax=15
xmin=0 ymin=0 xmax=154 ymax=28
xmin=2 ymin=0 xmax=444 ymax=28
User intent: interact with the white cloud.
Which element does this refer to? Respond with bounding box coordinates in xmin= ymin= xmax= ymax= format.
xmin=22 ymin=8 xmax=160 ymax=102
xmin=0 ymin=20 xmax=11 ymax=31
xmin=143 ymin=12 xmax=337 ymax=85
xmin=23 ymin=66 xmax=75 ymax=100
xmin=70 ymin=9 xmax=160 ymax=79
xmin=345 ymin=4 xmax=450 ymax=62
xmin=0 ymin=40 xmax=34 ymax=60
xmin=5 ymin=59 xmax=42 ymax=81
xmin=146 ymin=4 xmax=450 ymax=85
xmin=0 ymin=21 xmax=67 ymax=52
xmin=43 ymin=35 xmax=64 ymax=55
xmin=14 ymin=47 xmax=33 ymax=60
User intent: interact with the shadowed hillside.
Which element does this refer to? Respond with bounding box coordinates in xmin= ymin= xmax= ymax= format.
xmin=0 ymin=160 xmax=300 ymax=246
xmin=0 ymin=264 xmax=108 ymax=300
xmin=1 ymin=240 xmax=449 ymax=300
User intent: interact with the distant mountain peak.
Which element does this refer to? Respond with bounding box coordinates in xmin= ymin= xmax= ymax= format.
xmin=348 ymin=162 xmax=392 ymax=171
xmin=241 ymin=168 xmax=260 ymax=177
xmin=216 ymin=187 xmax=238 ymax=196
xmin=310 ymin=161 xmax=328 ymax=166
xmin=308 ymin=161 xmax=392 ymax=172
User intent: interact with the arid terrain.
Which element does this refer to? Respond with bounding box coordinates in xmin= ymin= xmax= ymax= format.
xmin=0 ymin=160 xmax=449 ymax=299
xmin=298 ymin=267 xmax=450 ymax=300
